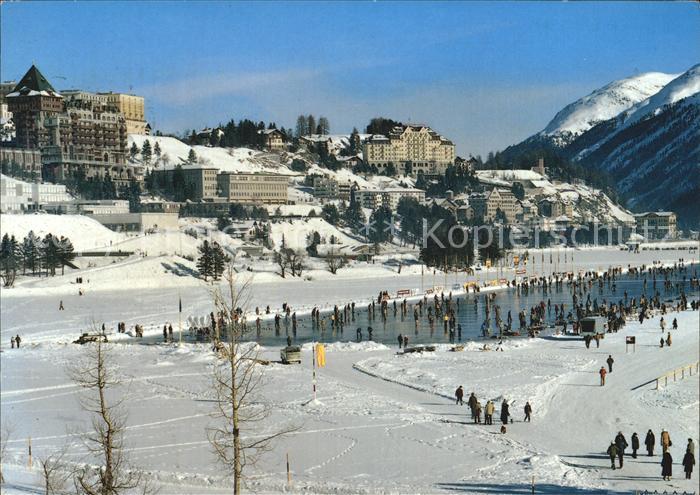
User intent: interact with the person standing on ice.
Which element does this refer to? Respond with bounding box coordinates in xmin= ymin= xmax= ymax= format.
xmin=606 ymin=355 xmax=614 ymax=373
xmin=661 ymin=429 xmax=672 ymax=453
xmin=607 ymin=442 xmax=618 ymax=470
xmin=524 ymin=402 xmax=532 ymax=422
xmin=485 ymin=400 xmax=495 ymax=425
xmin=500 ymin=400 xmax=510 ymax=425
xmin=614 ymin=432 xmax=628 ymax=468
xmin=645 ymin=430 xmax=656 ymax=456
xmin=660 ymin=317 xmax=666 ymax=332
xmin=403 ymin=335 xmax=408 ymax=348
xmin=356 ymin=327 xmax=362 ymax=342
xmin=10 ymin=336 xmax=15 ymax=349
xmin=59 ymin=300 xmax=64 ymax=310
xmin=397 ymin=334 xmax=403 ymax=348
xmin=661 ymin=451 xmax=673 ymax=480
xmin=467 ymin=392 xmax=477 ymax=420
xmin=474 ymin=400 xmax=482 ymax=424
xmin=599 ymin=366 xmax=607 ymax=386
xmin=631 ymin=432 xmax=640 ymax=458
xmin=666 ymin=332 xmax=672 ymax=347
xmin=455 ymin=386 xmax=464 ymax=405
xmin=367 ymin=327 xmax=373 ymax=341
xmin=683 ymin=450 xmax=695 ymax=480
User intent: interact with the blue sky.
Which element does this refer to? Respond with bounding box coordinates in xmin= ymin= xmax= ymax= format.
xmin=2 ymin=1 xmax=698 ymax=156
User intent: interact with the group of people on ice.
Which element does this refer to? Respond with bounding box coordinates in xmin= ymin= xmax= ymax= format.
xmin=606 ymin=430 xmax=695 ymax=480
xmin=454 ymin=388 xmax=531 ymax=431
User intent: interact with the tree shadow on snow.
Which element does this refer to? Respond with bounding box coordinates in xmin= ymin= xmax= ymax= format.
xmin=435 ymin=482 xmax=630 ymax=494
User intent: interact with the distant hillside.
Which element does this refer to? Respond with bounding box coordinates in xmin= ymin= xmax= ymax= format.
xmin=500 ymin=64 xmax=700 ymax=228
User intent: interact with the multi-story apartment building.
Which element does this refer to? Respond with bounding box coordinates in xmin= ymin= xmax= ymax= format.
xmin=6 ymin=65 xmax=64 ymax=150
xmin=217 ymin=172 xmax=288 ymax=205
xmin=363 ymin=125 xmax=455 ymax=177
xmin=0 ymin=148 xmax=42 ymax=177
xmin=312 ymin=176 xmax=339 ymax=199
xmin=357 ymin=188 xmax=426 ymax=211
xmin=485 ymin=188 xmax=522 ymax=224
xmin=6 ymin=66 xmax=142 ymax=187
xmin=153 ymin=166 xmax=219 ymax=200
xmin=99 ymin=92 xmax=147 ymax=135
xmin=634 ymin=211 xmax=677 ymax=240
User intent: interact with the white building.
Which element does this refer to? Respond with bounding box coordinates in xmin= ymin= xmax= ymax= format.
xmin=357 ymin=188 xmax=426 ymax=211
xmin=1 ymin=174 xmax=71 ymax=212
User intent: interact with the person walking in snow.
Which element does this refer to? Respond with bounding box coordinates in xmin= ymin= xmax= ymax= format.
xmin=475 ymin=401 xmax=482 ymax=424
xmin=467 ymin=392 xmax=478 ymax=419
xmin=645 ymin=430 xmax=656 ymax=456
xmin=660 ymin=317 xmax=666 ymax=332
xmin=661 ymin=451 xmax=673 ymax=480
xmin=672 ymin=318 xmax=678 ymax=330
xmin=397 ymin=333 xmax=403 ymax=349
xmin=607 ymin=442 xmax=618 ymax=470
xmin=614 ymin=432 xmax=628 ymax=468
xmin=455 ymin=386 xmax=464 ymax=405
xmin=367 ymin=326 xmax=373 ymax=341
xmin=356 ymin=327 xmax=362 ymax=342
xmin=687 ymin=438 xmax=695 ymax=456
xmin=661 ymin=429 xmax=672 ymax=453
xmin=500 ymin=400 xmax=510 ymax=425
xmin=485 ymin=400 xmax=495 ymax=425
xmin=168 ymin=324 xmax=173 ymax=339
xmin=403 ymin=335 xmax=408 ymax=348
xmin=660 ymin=337 xmax=665 ymax=348
xmin=59 ymin=300 xmax=64 ymax=310
xmin=631 ymin=432 xmax=640 ymax=458
xmin=10 ymin=336 xmax=15 ymax=349
xmin=666 ymin=332 xmax=672 ymax=347
xmin=524 ymin=402 xmax=532 ymax=422
xmin=14 ymin=335 xmax=20 ymax=348
xmin=606 ymin=355 xmax=614 ymax=373
xmin=682 ymin=451 xmax=695 ymax=480
xmin=599 ymin=366 xmax=607 ymax=386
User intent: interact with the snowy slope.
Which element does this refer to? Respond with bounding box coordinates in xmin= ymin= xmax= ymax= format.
xmin=541 ymin=72 xmax=676 ymax=146
xmin=0 ymin=213 xmax=126 ymax=250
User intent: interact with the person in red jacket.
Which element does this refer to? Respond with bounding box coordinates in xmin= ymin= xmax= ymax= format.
xmin=599 ymin=366 xmax=607 ymax=386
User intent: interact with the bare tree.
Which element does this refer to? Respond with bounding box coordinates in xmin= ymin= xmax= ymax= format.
xmin=67 ymin=333 xmax=148 ymax=495
xmin=326 ymin=248 xmax=346 ymax=275
xmin=0 ymin=424 xmax=12 ymax=485
xmin=208 ymin=267 xmax=297 ymax=495
xmin=274 ymin=250 xmax=288 ymax=278
xmin=39 ymin=445 xmax=73 ymax=495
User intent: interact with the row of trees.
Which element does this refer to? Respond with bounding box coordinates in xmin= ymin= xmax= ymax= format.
xmin=197 ymin=240 xmax=231 ymax=281
xmin=0 ymin=231 xmax=75 ymax=287
xmin=295 ymin=114 xmax=330 ymax=137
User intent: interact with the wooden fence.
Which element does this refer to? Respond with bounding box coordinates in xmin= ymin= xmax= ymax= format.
xmin=655 ymin=361 xmax=699 ymax=390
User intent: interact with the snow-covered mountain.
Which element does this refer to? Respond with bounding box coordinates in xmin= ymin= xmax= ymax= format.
xmin=502 ymin=64 xmax=700 ymax=228
xmin=540 ymin=72 xmax=677 ymax=147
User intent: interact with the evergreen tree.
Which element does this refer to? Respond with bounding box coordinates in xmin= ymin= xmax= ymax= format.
xmin=40 ymin=233 xmax=61 ymax=277
xmin=306 ymin=231 xmax=321 ymax=256
xmin=187 ymin=148 xmax=198 ymax=164
xmin=21 ymin=231 xmax=41 ymax=275
xmin=318 ymin=117 xmax=330 ymax=135
xmin=0 ymin=234 xmax=20 ymax=287
xmin=211 ymin=242 xmax=230 ymax=280
xmin=295 ymin=115 xmax=307 ymax=138
xmin=322 ymin=204 xmax=340 ymax=225
xmin=57 ymin=236 xmax=76 ymax=275
xmin=368 ymin=206 xmax=393 ymax=244
xmin=153 ymin=141 xmax=162 ymax=159
xmin=349 ymin=127 xmax=360 ymax=155
xmin=511 ymin=182 xmax=525 ymax=200
xmin=129 ymin=142 xmax=140 ymax=160
xmin=307 ymin=115 xmax=316 ymax=136
xmin=344 ymin=188 xmax=366 ymax=229
xmin=197 ymin=240 xmax=214 ymax=281
xmin=141 ymin=139 xmax=152 ymax=164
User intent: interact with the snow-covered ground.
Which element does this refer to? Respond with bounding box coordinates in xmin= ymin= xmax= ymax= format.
xmin=1 ymin=303 xmax=697 ymax=494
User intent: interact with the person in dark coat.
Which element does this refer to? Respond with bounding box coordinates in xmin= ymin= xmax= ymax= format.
xmin=14 ymin=334 xmax=20 ymax=348
xmin=455 ymin=386 xmax=464 ymax=405
xmin=631 ymin=432 xmax=640 ymax=458
xmin=467 ymin=393 xmax=477 ymax=420
xmin=606 ymin=355 xmax=614 ymax=373
xmin=524 ymin=402 xmax=532 ymax=422
xmin=397 ymin=333 xmax=403 ymax=348
xmin=645 ymin=430 xmax=656 ymax=456
xmin=607 ymin=443 xmax=618 ymax=470
xmin=682 ymin=451 xmax=695 ymax=479
xmin=500 ymin=400 xmax=510 ymax=425
xmin=614 ymin=432 xmax=628 ymax=468
xmin=661 ymin=451 xmax=673 ymax=480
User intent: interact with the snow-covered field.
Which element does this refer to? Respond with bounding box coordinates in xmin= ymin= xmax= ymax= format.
xmin=1 ymin=304 xmax=697 ymax=494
